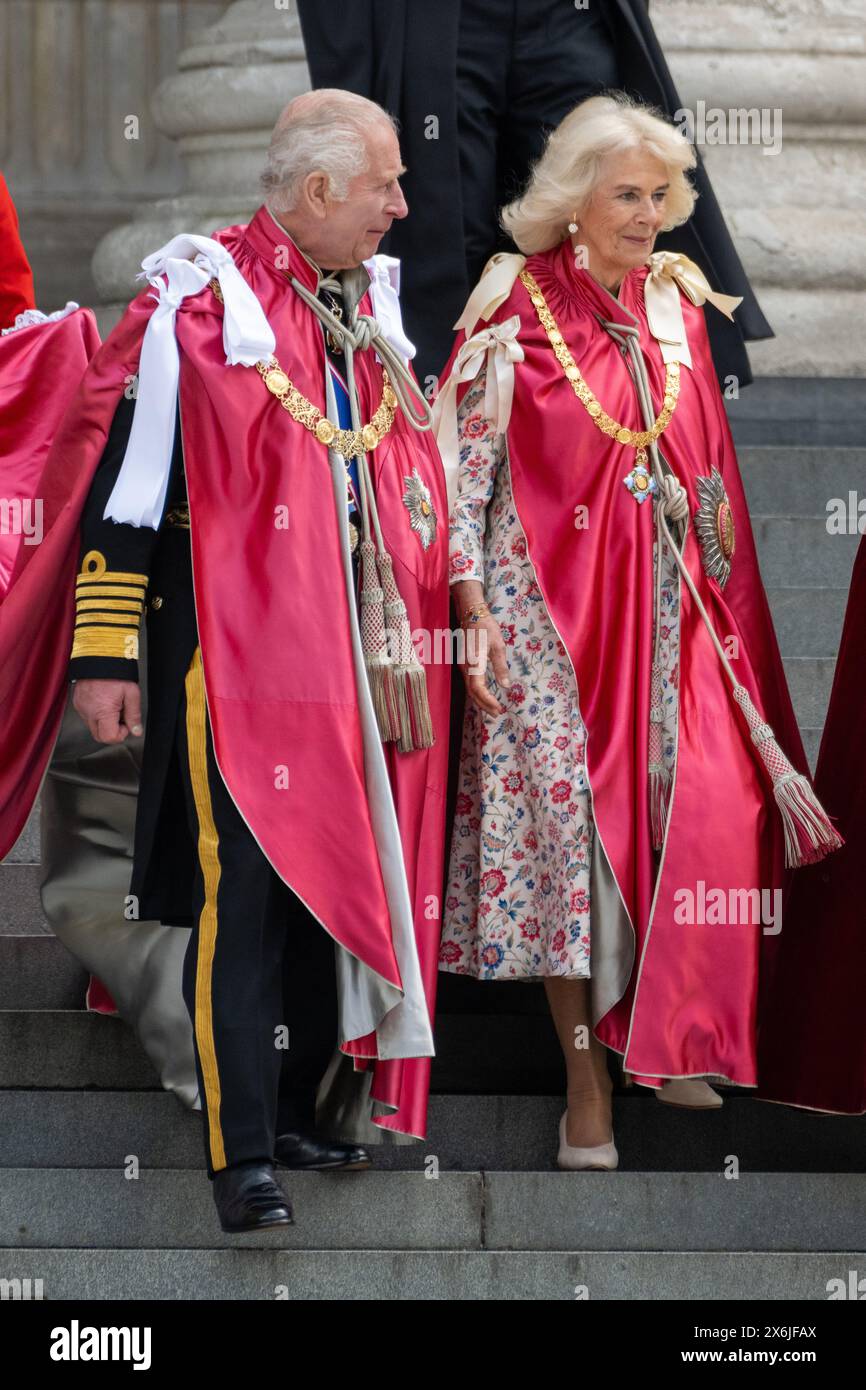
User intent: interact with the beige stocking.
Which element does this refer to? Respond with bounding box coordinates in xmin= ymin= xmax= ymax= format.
xmin=544 ymin=976 xmax=613 ymax=1147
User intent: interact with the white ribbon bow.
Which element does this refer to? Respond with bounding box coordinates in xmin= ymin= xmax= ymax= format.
xmin=104 ymin=233 xmax=276 ymax=529
xmin=432 ymin=315 xmax=524 ymax=516
xmin=363 ymin=253 xmax=416 ymax=362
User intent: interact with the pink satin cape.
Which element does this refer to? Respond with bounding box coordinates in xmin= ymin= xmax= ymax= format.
xmin=0 ymin=308 xmax=102 ymax=840
xmin=448 ymin=241 xmax=807 ymax=1087
xmin=0 ymin=209 xmax=450 ymax=1138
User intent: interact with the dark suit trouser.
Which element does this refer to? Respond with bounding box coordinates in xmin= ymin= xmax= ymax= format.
xmin=174 ymin=644 xmax=339 ymax=1177
xmin=455 ymin=0 xmax=620 ymax=290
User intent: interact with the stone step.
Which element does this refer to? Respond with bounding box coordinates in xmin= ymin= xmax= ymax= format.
xmin=3 ymin=800 xmax=39 ymax=864
xmin=768 ymin=587 xmax=849 ymax=658
xmin=1 ymin=1091 xmax=864 ymax=1174
xmin=0 ymin=864 xmax=51 ymax=934
xmin=0 ymin=1168 xmax=474 ymax=1253
xmin=1 ymin=1168 xmax=864 ymax=1253
xmin=737 ymin=445 xmax=866 ymax=515
xmin=0 ymin=1245 xmax=858 ymax=1300
xmin=750 ymin=515 xmax=860 ymax=588
xmin=0 ymin=1011 xmax=159 ymax=1089
xmin=0 ymin=1009 xmax=570 ymax=1092
xmin=726 ymin=379 xmax=866 ymax=448
xmin=0 ymin=937 xmax=87 ymax=1009
xmin=5 ymin=1004 xmax=866 ymax=1108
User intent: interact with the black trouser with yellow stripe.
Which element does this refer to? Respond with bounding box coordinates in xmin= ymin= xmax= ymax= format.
xmin=176 ymin=645 xmax=339 ymax=1177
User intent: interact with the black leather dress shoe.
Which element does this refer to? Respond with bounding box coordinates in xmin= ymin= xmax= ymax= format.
xmin=273 ymin=1132 xmax=372 ymax=1171
xmin=212 ymin=1160 xmax=294 ymax=1233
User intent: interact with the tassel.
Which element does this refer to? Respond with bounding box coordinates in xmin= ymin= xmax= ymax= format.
xmin=732 ymin=684 xmax=844 ymax=867
xmin=377 ymin=549 xmax=435 ymax=752
xmin=358 ymin=537 xmax=399 ymax=742
xmin=649 ymin=767 xmax=671 ymax=850
xmin=404 ymin=664 xmax=435 ymax=750
xmin=648 ymin=659 xmax=670 ymax=849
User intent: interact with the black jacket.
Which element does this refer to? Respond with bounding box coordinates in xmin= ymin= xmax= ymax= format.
xmin=68 ymin=395 xmax=198 ymax=922
xmin=297 ymin=0 xmax=772 ymax=386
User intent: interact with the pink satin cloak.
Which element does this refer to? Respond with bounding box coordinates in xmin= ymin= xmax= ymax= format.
xmin=446 ymin=241 xmax=807 ymax=1087
xmin=0 ymin=211 xmax=451 ymax=1137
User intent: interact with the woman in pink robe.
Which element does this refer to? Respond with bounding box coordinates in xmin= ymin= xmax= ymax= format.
xmin=434 ymin=94 xmax=840 ymax=1170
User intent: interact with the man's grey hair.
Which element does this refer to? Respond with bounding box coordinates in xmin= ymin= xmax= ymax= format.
xmin=261 ymin=88 xmax=398 ymax=214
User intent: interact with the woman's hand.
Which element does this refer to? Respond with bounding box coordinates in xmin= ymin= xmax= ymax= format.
xmin=453 ymin=580 xmax=511 ymax=716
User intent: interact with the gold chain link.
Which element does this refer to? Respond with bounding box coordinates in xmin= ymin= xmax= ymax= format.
xmin=254 ymin=358 xmax=398 ymax=458
xmin=209 ymin=277 xmax=398 ymax=459
xmin=519 ymin=269 xmax=680 ymax=449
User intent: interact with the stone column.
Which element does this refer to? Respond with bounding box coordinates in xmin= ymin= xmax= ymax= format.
xmin=92 ymin=0 xmax=310 ymax=324
xmin=654 ymin=0 xmax=866 ymax=377
xmin=0 ymin=0 xmax=223 ymax=309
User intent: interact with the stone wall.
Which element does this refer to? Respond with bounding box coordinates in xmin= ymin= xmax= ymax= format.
xmin=2 ymin=0 xmax=863 ymax=374
xmin=655 ymin=0 xmax=865 ymax=375
xmin=0 ymin=0 xmax=223 ymax=308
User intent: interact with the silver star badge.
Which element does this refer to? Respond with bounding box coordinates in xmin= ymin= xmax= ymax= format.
xmin=694 ymin=467 xmax=735 ymax=588
xmin=402 ymin=467 xmax=438 ymax=551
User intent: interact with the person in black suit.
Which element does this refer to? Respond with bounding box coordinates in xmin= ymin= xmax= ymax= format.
xmin=67 ymin=395 xmax=372 ymax=1233
xmin=297 ymin=0 xmax=772 ymax=388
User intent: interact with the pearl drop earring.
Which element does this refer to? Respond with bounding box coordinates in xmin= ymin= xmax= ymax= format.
xmin=567 ymin=216 xmax=579 ymax=235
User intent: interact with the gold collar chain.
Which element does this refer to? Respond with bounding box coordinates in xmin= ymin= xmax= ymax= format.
xmin=519 ymin=269 xmax=680 ymax=454
xmin=256 ymin=357 xmax=397 ymax=458
xmin=209 ymin=278 xmax=398 ymax=460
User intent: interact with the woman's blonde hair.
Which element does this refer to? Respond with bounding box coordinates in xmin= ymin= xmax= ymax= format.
xmin=501 ymin=92 xmax=698 ymax=254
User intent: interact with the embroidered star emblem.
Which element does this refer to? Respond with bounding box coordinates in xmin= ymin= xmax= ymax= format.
xmin=402 ymin=468 xmax=438 ymax=550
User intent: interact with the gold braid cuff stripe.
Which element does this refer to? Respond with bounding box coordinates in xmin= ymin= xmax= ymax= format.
xmin=209 ymin=278 xmax=397 ymax=460
xmin=70 ymin=628 xmax=140 ymax=660
xmin=70 ymin=550 xmax=146 ymax=660
xmin=519 ymin=269 xmax=680 ymax=449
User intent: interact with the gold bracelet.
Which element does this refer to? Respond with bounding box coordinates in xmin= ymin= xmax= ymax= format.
xmin=460 ymin=602 xmax=491 ymax=626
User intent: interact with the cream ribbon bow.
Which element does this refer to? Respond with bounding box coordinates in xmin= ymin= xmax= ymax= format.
xmin=432 ymin=315 xmax=524 ymax=515
xmin=644 ymin=250 xmax=742 ymax=370
xmin=434 ymin=251 xmax=528 ymax=516
xmin=454 ymin=251 xmax=527 ymax=336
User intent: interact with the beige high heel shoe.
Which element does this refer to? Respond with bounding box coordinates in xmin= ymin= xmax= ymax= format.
xmin=654 ymin=1078 xmax=723 ymax=1109
xmin=556 ymin=1111 xmax=619 ymax=1171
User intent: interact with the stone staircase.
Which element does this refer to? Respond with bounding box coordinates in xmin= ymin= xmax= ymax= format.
xmin=2 ymin=407 xmax=865 ymax=1300
xmin=739 ymin=443 xmax=861 ymax=770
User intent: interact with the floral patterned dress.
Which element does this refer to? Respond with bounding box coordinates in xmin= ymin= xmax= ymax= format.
xmin=440 ymin=367 xmax=680 ymax=981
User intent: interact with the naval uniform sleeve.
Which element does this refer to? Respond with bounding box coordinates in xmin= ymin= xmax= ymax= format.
xmin=68 ymin=391 xmax=181 ymax=683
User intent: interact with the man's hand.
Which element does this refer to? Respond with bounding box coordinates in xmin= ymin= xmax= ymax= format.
xmin=72 ymin=679 xmax=143 ymax=744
